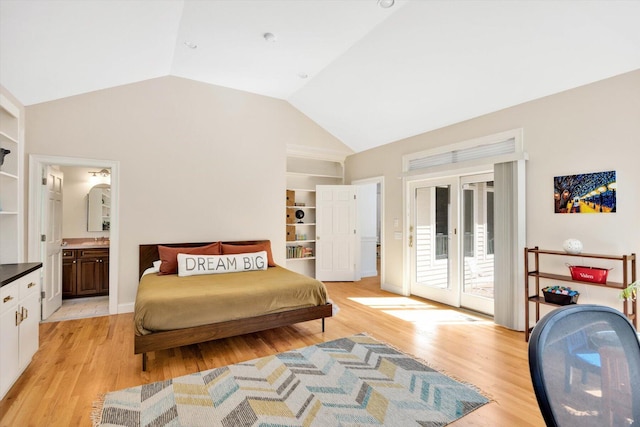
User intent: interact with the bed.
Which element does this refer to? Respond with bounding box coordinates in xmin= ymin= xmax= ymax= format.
xmin=135 ymin=241 xmax=333 ymax=370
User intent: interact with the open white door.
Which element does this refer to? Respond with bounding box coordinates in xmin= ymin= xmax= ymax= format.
xmin=41 ymin=166 xmax=63 ymax=319
xmin=316 ymin=185 xmax=358 ymax=281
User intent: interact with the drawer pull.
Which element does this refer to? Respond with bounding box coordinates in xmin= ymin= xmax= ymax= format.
xmin=3 ymin=295 xmax=14 ymax=303
xmin=16 ymin=310 xmax=22 ymax=326
xmin=22 ymin=306 xmax=28 ymax=320
xmin=28 ymin=282 xmax=37 ymax=288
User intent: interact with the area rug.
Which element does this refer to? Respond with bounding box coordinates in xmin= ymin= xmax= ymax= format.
xmin=94 ymin=334 xmax=489 ymax=426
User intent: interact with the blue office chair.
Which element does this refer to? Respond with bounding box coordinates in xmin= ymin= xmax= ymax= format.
xmin=529 ymin=305 xmax=640 ymax=427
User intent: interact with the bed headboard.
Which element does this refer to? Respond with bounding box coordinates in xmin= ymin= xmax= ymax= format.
xmin=139 ymin=240 xmax=269 ymax=279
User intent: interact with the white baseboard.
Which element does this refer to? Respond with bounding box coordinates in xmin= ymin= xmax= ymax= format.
xmin=118 ymin=302 xmax=135 ymax=314
xmin=381 ymin=282 xmax=405 ymax=295
xmin=361 ymin=269 xmax=378 ymax=278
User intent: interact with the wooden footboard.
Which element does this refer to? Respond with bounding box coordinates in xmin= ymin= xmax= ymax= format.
xmin=135 ymin=303 xmax=332 ymax=371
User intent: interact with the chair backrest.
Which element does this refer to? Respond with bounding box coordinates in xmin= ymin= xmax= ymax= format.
xmin=528 ymin=304 xmax=640 ymax=427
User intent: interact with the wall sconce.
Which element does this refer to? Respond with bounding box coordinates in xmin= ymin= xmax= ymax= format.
xmin=89 ymin=169 xmax=110 ymax=177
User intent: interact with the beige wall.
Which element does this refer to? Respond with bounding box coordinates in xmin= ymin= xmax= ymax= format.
xmin=25 ymin=76 xmax=351 ymax=308
xmin=345 ymin=70 xmax=640 ymax=313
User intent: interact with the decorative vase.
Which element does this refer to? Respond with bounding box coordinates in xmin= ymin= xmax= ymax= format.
xmin=562 ymin=238 xmax=583 ymax=255
xmin=0 ymin=148 xmax=10 ymax=167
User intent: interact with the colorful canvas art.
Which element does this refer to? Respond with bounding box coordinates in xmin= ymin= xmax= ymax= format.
xmin=554 ymin=170 xmax=616 ymax=214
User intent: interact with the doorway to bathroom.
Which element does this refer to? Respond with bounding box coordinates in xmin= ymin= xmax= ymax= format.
xmin=28 ymin=155 xmax=119 ymax=321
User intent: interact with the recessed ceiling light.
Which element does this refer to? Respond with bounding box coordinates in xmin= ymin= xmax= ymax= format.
xmin=263 ymin=32 xmax=277 ymax=42
xmin=297 ymin=72 xmax=309 ymax=79
xmin=377 ymin=0 xmax=395 ymax=8
xmin=183 ymin=41 xmax=198 ymax=49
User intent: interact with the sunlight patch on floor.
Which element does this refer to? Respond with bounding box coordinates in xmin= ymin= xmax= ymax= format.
xmin=349 ymin=296 xmax=492 ymax=326
xmin=349 ymin=296 xmax=433 ymax=309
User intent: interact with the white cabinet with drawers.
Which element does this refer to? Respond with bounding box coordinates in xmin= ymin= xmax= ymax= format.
xmin=0 ymin=264 xmax=42 ymax=399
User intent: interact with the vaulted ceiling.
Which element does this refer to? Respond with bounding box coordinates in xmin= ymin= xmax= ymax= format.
xmin=1 ymin=0 xmax=639 ymax=153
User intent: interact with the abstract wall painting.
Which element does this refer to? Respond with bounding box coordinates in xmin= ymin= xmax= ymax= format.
xmin=554 ymin=170 xmax=616 ymax=214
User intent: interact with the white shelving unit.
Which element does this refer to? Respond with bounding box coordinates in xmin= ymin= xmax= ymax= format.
xmin=286 ymin=155 xmax=344 ymax=278
xmin=0 ymin=94 xmax=22 ymax=264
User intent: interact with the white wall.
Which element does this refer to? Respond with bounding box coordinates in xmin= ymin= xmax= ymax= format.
xmin=345 ymin=70 xmax=640 ymax=321
xmin=25 ymin=76 xmax=351 ymax=308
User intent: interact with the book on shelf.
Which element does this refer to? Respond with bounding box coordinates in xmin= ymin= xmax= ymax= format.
xmin=287 ymin=245 xmax=314 ymax=259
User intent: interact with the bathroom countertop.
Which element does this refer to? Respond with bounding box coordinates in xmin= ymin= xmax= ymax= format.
xmin=62 ymin=238 xmax=110 ymax=250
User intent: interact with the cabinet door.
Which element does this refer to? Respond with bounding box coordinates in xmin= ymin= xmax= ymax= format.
xmin=19 ymin=292 xmax=40 ymax=370
xmin=0 ymin=307 xmax=19 ymax=399
xmin=76 ymin=258 xmax=101 ymax=295
xmin=99 ymin=257 xmax=109 ymax=294
xmin=62 ymin=257 xmax=77 ymax=298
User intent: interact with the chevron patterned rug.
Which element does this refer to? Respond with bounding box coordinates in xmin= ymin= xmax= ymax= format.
xmin=94 ymin=334 xmax=489 ymax=426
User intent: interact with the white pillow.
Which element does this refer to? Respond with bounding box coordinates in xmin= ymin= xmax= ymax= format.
xmin=177 ymin=251 xmax=268 ymax=277
xmin=142 ymin=260 xmax=162 ymax=277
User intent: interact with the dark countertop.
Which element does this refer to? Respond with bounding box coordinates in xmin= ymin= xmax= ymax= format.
xmin=0 ymin=263 xmax=43 ymax=287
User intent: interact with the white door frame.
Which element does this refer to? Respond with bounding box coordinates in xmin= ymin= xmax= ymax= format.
xmin=351 ymin=176 xmax=385 ymax=288
xmin=28 ymin=155 xmax=119 ymax=315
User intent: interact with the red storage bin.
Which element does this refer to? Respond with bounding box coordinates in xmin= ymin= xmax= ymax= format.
xmin=567 ymin=265 xmax=610 ymax=284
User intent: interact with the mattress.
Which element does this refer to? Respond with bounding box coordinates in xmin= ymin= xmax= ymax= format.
xmin=134 ymin=266 xmax=328 ymax=336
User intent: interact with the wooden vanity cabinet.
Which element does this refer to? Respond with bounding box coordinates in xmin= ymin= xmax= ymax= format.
xmin=62 ymin=248 xmax=109 ymax=298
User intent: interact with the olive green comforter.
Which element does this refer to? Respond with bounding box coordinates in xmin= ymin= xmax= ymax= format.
xmin=134 ymin=266 xmax=328 ymax=336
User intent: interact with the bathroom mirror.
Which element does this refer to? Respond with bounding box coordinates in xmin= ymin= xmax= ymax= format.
xmin=87 ymin=184 xmax=111 ymax=231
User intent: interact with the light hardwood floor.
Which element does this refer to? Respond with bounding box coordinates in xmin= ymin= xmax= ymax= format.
xmin=0 ymin=275 xmax=544 ymax=426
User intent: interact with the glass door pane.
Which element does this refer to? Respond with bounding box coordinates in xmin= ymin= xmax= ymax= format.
xmin=461 ymin=174 xmax=494 ymax=315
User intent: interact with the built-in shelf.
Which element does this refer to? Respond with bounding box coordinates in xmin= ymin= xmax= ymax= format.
xmin=0 ymin=131 xmax=18 ymax=144
xmin=286 ymin=171 xmax=343 ymax=179
xmin=0 ymin=171 xmax=18 ymax=180
xmin=0 ymin=93 xmax=22 ymax=264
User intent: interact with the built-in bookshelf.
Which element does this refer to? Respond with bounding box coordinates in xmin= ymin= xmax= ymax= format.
xmin=0 ymin=93 xmax=22 ymax=264
xmin=285 ymin=155 xmax=344 ymax=278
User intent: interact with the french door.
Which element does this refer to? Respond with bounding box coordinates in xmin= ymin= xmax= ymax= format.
xmin=409 ymin=178 xmax=459 ymax=306
xmin=408 ymin=173 xmax=494 ymax=315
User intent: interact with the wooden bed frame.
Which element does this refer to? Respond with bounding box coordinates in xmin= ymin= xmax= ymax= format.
xmin=136 ymin=241 xmax=332 ymax=371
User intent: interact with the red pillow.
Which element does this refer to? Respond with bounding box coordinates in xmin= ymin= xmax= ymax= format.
xmin=221 ymin=242 xmax=275 ymax=267
xmin=158 ymin=242 xmax=221 ymax=275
